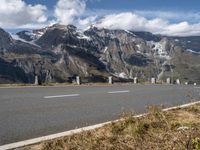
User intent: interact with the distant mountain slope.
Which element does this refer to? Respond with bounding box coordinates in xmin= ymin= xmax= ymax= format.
xmin=0 ymin=24 xmax=199 ymax=84
xmin=169 ymin=36 xmax=200 ymax=53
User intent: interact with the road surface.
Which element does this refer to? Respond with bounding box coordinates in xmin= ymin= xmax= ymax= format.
xmin=0 ymin=84 xmax=199 ymax=145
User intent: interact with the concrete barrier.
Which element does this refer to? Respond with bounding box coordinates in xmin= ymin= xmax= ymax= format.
xmin=34 ymin=75 xmax=39 ymax=85
xmin=176 ymin=79 xmax=181 ymax=85
xmin=76 ymin=76 xmax=81 ymax=85
xmin=134 ymin=77 xmax=138 ymax=84
xmin=108 ymin=76 xmax=113 ymax=84
xmin=166 ymin=78 xmax=171 ymax=84
xmin=151 ymin=78 xmax=156 ymax=84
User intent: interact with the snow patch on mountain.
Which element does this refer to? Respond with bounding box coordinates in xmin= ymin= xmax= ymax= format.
xmin=24 ymin=31 xmax=42 ymax=40
xmin=124 ymin=30 xmax=136 ymax=36
xmin=136 ymin=44 xmax=142 ymax=50
xmin=147 ymin=41 xmax=170 ymax=59
xmin=186 ymin=49 xmax=200 ymax=54
xmin=114 ymin=72 xmax=128 ymax=79
xmin=103 ymin=46 xmax=108 ymax=53
xmin=119 ymin=72 xmax=127 ymax=78
xmin=174 ymin=39 xmax=179 ymax=42
xmin=76 ymin=30 xmax=91 ymax=40
xmin=10 ymin=33 xmax=40 ymax=47
xmin=77 ymin=33 xmax=91 ymax=40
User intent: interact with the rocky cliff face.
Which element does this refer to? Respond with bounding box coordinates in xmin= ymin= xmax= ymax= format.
xmin=0 ymin=24 xmax=200 ymax=84
xmin=0 ymin=28 xmax=13 ymax=50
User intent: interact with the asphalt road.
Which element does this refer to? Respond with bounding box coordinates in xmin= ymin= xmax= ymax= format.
xmin=0 ymin=84 xmax=199 ymax=145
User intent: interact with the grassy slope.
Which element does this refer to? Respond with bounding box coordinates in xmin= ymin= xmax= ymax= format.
xmin=20 ymin=104 xmax=200 ymax=150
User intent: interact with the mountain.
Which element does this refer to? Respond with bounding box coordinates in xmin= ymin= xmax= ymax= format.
xmin=169 ymin=36 xmax=200 ymax=53
xmin=0 ymin=24 xmax=200 ymax=84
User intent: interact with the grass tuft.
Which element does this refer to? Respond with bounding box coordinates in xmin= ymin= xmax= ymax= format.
xmin=19 ymin=103 xmax=200 ymax=150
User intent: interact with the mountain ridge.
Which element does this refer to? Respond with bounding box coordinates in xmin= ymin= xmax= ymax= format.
xmin=0 ymin=24 xmax=200 ymax=84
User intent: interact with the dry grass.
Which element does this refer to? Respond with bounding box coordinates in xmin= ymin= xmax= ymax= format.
xmin=19 ymin=104 xmax=200 ymax=150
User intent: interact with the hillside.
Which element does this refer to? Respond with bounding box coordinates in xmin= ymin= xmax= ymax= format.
xmin=0 ymin=24 xmax=200 ymax=84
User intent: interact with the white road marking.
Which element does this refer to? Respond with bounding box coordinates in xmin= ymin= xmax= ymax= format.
xmin=44 ymin=94 xmax=80 ymax=99
xmin=108 ymin=90 xmax=130 ymax=94
xmin=1 ymin=101 xmax=200 ymax=150
xmin=194 ymin=87 xmax=200 ymax=89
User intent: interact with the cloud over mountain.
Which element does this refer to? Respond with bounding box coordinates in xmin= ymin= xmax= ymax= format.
xmin=0 ymin=0 xmax=47 ymax=28
xmin=1 ymin=0 xmax=200 ymax=36
xmin=54 ymin=0 xmax=86 ymax=25
xmin=96 ymin=12 xmax=200 ymax=36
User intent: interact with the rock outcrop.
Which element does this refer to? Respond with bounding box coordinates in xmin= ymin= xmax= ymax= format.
xmin=0 ymin=24 xmax=200 ymax=84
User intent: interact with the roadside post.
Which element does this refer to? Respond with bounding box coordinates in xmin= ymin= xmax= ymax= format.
xmin=34 ymin=75 xmax=39 ymax=85
xmin=76 ymin=76 xmax=81 ymax=85
xmin=176 ymin=79 xmax=181 ymax=85
xmin=108 ymin=76 xmax=113 ymax=84
xmin=151 ymin=77 xmax=156 ymax=84
xmin=166 ymin=78 xmax=171 ymax=84
xmin=134 ymin=77 xmax=138 ymax=84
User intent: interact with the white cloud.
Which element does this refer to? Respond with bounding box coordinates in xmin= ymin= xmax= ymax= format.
xmin=134 ymin=10 xmax=200 ymax=23
xmin=161 ymin=22 xmax=200 ymax=36
xmin=54 ymin=0 xmax=86 ymax=25
xmin=0 ymin=0 xmax=47 ymax=28
xmin=54 ymin=0 xmax=98 ymax=29
xmin=96 ymin=12 xmax=166 ymax=32
xmin=96 ymin=12 xmax=200 ymax=36
xmin=17 ymin=20 xmax=57 ymax=29
xmin=1 ymin=0 xmax=200 ymax=36
xmin=78 ymin=16 xmax=97 ymax=27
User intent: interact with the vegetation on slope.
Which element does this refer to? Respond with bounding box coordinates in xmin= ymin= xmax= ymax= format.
xmin=21 ymin=104 xmax=200 ymax=150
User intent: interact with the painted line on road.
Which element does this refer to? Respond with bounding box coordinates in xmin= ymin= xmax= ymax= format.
xmin=108 ymin=90 xmax=130 ymax=94
xmin=194 ymin=87 xmax=200 ymax=89
xmin=1 ymin=100 xmax=200 ymax=150
xmin=44 ymin=94 xmax=80 ymax=99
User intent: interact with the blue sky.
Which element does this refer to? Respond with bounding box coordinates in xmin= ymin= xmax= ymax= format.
xmin=88 ymin=0 xmax=200 ymax=12
xmin=23 ymin=0 xmax=200 ymax=24
xmin=25 ymin=0 xmax=200 ymax=12
xmin=1 ymin=0 xmax=200 ymax=36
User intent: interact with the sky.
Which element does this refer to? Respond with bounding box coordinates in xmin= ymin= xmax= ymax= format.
xmin=1 ymin=0 xmax=200 ymax=36
xmin=25 ymin=0 xmax=200 ymax=11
